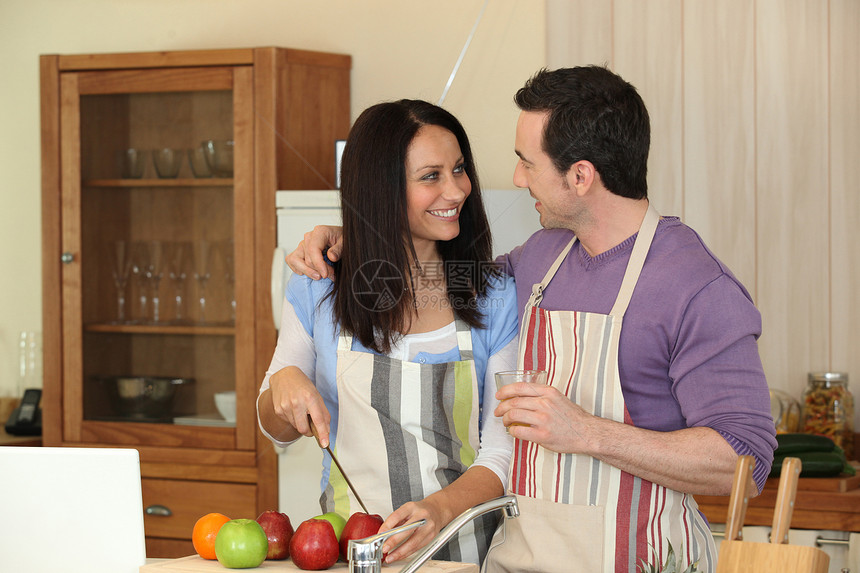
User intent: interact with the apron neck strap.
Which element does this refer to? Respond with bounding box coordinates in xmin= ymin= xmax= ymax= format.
xmin=524 ymin=202 xmax=662 ymax=316
xmin=608 ymin=202 xmax=661 ymax=317
xmin=455 ymin=319 xmax=474 ymax=360
xmin=337 ymin=331 xmax=352 ymax=352
xmin=527 ymin=236 xmax=577 ymax=308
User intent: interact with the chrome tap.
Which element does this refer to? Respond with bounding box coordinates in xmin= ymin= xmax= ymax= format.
xmin=347 ymin=495 xmax=519 ymax=573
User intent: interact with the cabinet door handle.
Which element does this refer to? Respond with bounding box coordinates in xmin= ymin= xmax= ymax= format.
xmin=145 ymin=504 xmax=172 ymax=517
xmin=61 ymin=252 xmax=75 ymax=264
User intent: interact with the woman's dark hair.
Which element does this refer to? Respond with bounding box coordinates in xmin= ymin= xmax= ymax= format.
xmin=514 ymin=65 xmax=650 ymax=200
xmin=331 ymin=99 xmax=496 ymax=353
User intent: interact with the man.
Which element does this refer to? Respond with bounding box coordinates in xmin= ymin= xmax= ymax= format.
xmin=287 ymin=66 xmax=776 ymax=572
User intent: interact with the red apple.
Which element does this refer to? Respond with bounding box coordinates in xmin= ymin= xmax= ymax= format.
xmin=256 ymin=510 xmax=294 ymax=560
xmin=339 ymin=512 xmax=384 ymax=560
xmin=289 ymin=518 xmax=339 ymax=570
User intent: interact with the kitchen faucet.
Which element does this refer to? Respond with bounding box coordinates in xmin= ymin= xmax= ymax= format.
xmin=347 ymin=495 xmax=519 ymax=573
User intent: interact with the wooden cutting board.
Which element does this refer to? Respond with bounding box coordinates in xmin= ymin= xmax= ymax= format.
xmin=140 ymin=555 xmax=478 ymax=572
xmin=794 ymin=473 xmax=860 ymax=492
xmin=765 ymin=462 xmax=860 ymax=493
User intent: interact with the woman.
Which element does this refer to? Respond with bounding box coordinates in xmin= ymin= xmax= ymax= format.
xmin=257 ymin=100 xmax=517 ymax=565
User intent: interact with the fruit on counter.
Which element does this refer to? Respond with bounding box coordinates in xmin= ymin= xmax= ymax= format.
xmin=339 ymin=512 xmax=384 ymax=560
xmin=192 ymin=512 xmax=231 ymax=560
xmin=214 ymin=518 xmax=269 ymax=569
xmin=256 ymin=510 xmax=294 ymax=560
xmin=313 ymin=511 xmax=347 ymax=540
xmin=289 ymin=518 xmax=340 ymax=570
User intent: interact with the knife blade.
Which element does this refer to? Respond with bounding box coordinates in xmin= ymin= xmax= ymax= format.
xmin=307 ymin=414 xmax=370 ymax=514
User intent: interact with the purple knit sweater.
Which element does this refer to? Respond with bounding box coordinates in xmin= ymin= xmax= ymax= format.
xmin=498 ymin=216 xmax=777 ymax=492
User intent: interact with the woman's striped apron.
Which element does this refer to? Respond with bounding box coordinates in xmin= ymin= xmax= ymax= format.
xmin=483 ymin=204 xmax=716 ymax=572
xmin=322 ymin=319 xmax=497 ymax=565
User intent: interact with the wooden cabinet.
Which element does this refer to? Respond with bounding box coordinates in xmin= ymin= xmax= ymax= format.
xmin=40 ymin=47 xmax=350 ymax=556
xmin=142 ymin=478 xmax=257 ymax=556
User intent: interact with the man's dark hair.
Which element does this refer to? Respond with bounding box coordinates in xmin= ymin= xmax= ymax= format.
xmin=515 ymin=66 xmax=650 ymax=199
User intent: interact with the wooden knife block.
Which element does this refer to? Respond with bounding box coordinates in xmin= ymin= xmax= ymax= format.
xmin=714 ymin=456 xmax=829 ymax=573
xmin=717 ymin=540 xmax=829 ymax=572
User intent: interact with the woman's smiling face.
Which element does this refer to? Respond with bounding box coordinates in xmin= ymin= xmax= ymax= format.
xmin=405 ymin=124 xmax=471 ymax=252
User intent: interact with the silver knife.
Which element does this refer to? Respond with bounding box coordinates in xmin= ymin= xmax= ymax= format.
xmin=307 ymin=414 xmax=370 ymax=514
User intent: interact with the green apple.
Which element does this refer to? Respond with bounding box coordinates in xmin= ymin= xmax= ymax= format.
xmin=215 ymin=518 xmax=268 ymax=569
xmin=313 ymin=512 xmax=347 ymax=540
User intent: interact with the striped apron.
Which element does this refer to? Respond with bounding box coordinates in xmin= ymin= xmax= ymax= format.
xmin=322 ymin=319 xmax=497 ymax=565
xmin=483 ymin=204 xmax=716 ymax=573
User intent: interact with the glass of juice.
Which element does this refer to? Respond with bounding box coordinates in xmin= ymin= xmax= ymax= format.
xmin=494 ymin=370 xmax=547 ymax=427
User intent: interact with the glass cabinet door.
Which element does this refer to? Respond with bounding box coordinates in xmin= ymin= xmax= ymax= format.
xmin=59 ymin=66 xmax=254 ymax=447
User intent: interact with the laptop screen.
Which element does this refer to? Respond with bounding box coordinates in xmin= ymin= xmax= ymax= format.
xmin=0 ymin=446 xmax=146 ymax=573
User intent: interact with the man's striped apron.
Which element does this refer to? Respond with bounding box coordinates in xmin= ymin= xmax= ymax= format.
xmin=483 ymin=204 xmax=717 ymax=572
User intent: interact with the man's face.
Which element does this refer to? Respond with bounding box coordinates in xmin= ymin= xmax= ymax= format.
xmin=513 ymin=111 xmax=577 ymax=230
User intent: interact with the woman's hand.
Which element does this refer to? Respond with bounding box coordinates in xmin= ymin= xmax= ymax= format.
xmin=378 ymin=497 xmax=448 ymax=564
xmin=268 ymin=366 xmax=331 ymax=447
xmin=376 ymin=466 xmax=503 ymax=563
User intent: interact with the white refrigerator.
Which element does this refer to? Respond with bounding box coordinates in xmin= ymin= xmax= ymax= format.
xmin=271 ymin=188 xmax=540 ymax=521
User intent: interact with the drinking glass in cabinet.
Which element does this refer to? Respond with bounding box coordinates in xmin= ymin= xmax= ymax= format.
xmin=202 ymin=140 xmax=234 ymax=177
xmin=188 ymin=146 xmax=212 ymax=178
xmin=121 ymin=148 xmax=146 ymax=179
xmin=152 ymin=148 xmax=183 ymax=178
xmin=193 ymin=240 xmax=213 ymax=324
xmin=165 ymin=241 xmax=192 ymax=324
xmin=144 ymin=241 xmax=165 ymax=324
xmin=214 ymin=240 xmax=236 ymax=323
xmin=130 ymin=242 xmax=151 ymax=323
xmin=109 ymin=241 xmax=132 ymax=324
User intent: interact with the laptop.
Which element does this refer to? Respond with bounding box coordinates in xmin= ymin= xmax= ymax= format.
xmin=0 ymin=446 xmax=147 ymax=573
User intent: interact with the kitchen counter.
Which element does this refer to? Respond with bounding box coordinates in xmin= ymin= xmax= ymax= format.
xmin=0 ymin=427 xmax=41 ymax=447
xmin=141 ymin=555 xmax=477 ymax=572
xmin=695 ymin=457 xmax=860 ymax=532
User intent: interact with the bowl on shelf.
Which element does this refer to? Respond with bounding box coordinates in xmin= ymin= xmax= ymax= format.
xmin=188 ymin=145 xmax=212 ymax=178
xmin=201 ymin=140 xmax=234 ymax=177
xmin=121 ymin=148 xmax=146 ymax=178
xmin=100 ymin=376 xmax=194 ymax=420
xmin=152 ymin=148 xmax=183 ymax=178
xmin=214 ymin=391 xmax=236 ymax=423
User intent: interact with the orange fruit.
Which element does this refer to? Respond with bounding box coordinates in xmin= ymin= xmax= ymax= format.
xmin=192 ymin=512 xmax=231 ymax=560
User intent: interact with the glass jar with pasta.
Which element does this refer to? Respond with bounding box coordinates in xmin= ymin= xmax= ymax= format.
xmin=802 ymin=372 xmax=854 ymax=459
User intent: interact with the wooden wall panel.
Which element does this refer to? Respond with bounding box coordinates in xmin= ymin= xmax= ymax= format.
xmin=829 ymin=0 xmax=860 ymax=431
xmin=755 ymin=0 xmax=830 ymax=398
xmin=613 ymin=0 xmax=684 ymax=216
xmin=682 ymin=0 xmax=757 ymax=293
